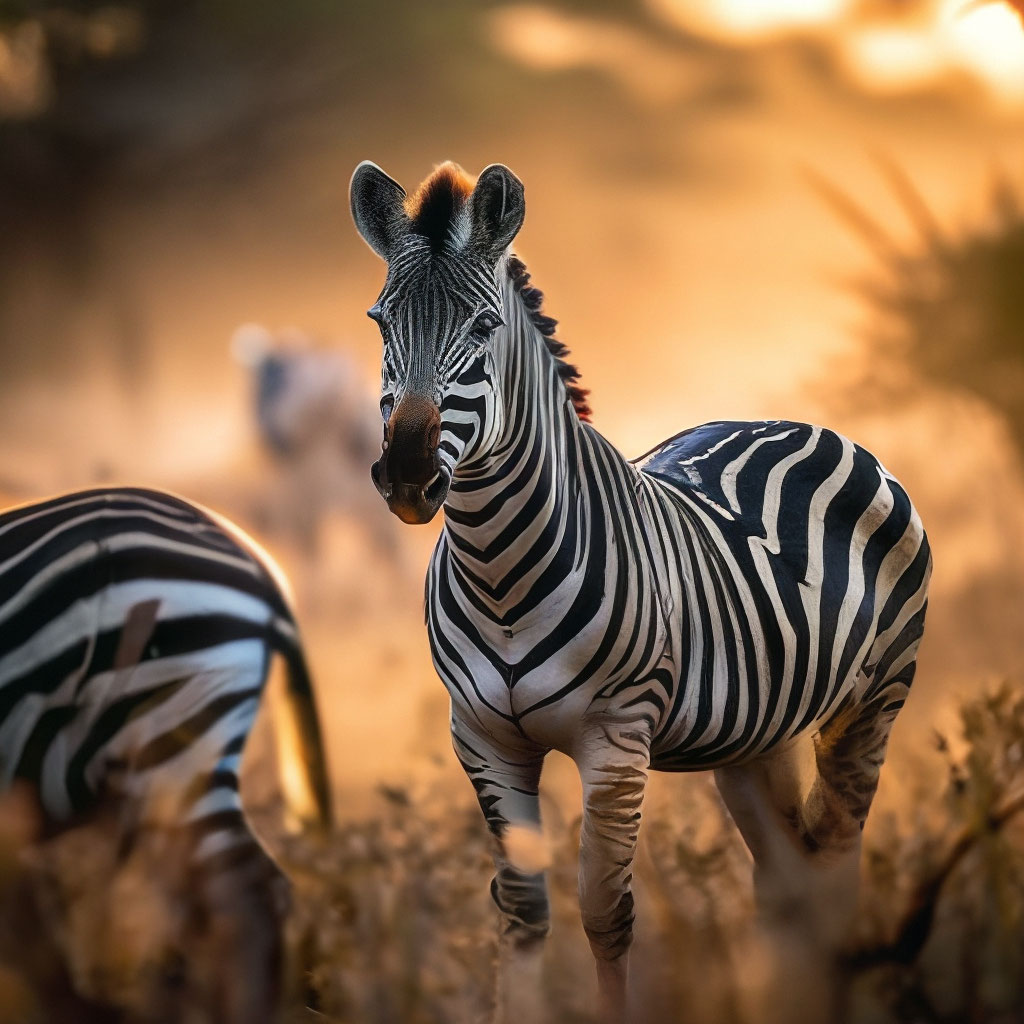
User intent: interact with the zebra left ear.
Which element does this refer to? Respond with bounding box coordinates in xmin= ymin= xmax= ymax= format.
xmin=470 ymin=164 xmax=525 ymax=260
xmin=350 ymin=161 xmax=409 ymax=261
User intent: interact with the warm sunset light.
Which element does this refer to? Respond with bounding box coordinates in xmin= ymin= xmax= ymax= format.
xmin=647 ymin=0 xmax=1024 ymax=105
xmin=943 ymin=0 xmax=1024 ymax=101
xmin=841 ymin=27 xmax=949 ymax=93
xmin=649 ymin=0 xmax=850 ymax=42
xmin=2 ymin=2 xmax=1024 ymax=1022
xmin=489 ymin=5 xmax=699 ymax=104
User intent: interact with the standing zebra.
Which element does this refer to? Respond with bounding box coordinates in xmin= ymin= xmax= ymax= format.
xmin=0 ymin=486 xmax=332 ymax=1023
xmin=350 ymin=161 xmax=930 ymax=1022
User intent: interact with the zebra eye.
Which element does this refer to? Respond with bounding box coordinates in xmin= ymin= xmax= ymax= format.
xmin=471 ymin=312 xmax=502 ymax=336
xmin=367 ymin=304 xmax=383 ymax=325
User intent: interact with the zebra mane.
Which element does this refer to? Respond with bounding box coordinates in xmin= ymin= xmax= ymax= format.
xmin=403 ymin=164 xmax=591 ymax=420
xmin=508 ymin=255 xmax=592 ymax=422
xmin=405 ymin=162 xmax=474 ymax=251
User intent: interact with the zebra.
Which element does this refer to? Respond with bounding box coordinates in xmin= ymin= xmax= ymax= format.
xmin=350 ymin=160 xmax=932 ymax=1021
xmin=0 ymin=486 xmax=332 ymax=1023
xmin=229 ymin=324 xmax=405 ymax=606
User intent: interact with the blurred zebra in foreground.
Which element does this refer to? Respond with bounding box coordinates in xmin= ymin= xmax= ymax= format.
xmin=352 ymin=160 xmax=932 ymax=1023
xmin=232 ymin=325 xmax=402 ymax=582
xmin=0 ymin=487 xmax=331 ymax=1023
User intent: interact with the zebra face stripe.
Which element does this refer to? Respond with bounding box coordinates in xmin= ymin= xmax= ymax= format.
xmin=351 ymin=160 xmax=526 ymax=524
xmin=368 ymin=238 xmax=506 ymax=523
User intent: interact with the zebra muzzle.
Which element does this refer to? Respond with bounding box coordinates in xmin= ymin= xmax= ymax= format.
xmin=371 ymin=394 xmax=448 ymax=524
xmin=378 ymin=475 xmax=449 ymax=524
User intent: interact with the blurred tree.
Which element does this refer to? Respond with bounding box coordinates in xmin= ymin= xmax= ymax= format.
xmin=811 ymin=160 xmax=1024 ymax=462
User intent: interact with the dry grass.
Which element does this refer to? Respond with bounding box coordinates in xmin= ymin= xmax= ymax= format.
xmin=259 ymin=684 xmax=1024 ymax=1024
xmin=2 ymin=595 xmax=1023 ymax=1024
xmin=1 ymin=577 xmax=1022 ymax=1023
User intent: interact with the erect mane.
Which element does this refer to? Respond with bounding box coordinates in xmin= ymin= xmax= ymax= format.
xmin=403 ymin=165 xmax=592 ymax=420
xmin=405 ymin=161 xmax=475 ymax=250
xmin=508 ymin=255 xmax=591 ymax=422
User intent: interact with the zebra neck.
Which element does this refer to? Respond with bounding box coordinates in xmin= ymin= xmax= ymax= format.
xmin=442 ymin=284 xmax=590 ymax=602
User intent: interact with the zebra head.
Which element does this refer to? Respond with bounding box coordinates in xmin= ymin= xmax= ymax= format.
xmin=350 ymin=160 xmax=525 ymax=524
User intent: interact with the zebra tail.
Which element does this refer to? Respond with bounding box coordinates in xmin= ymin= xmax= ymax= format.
xmin=268 ymin=620 xmax=333 ymax=834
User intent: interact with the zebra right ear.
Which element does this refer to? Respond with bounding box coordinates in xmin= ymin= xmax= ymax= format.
xmin=350 ymin=161 xmax=409 ymax=261
xmin=470 ymin=164 xmax=525 ymax=260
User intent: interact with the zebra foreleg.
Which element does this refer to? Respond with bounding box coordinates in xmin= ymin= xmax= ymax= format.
xmin=452 ymin=719 xmax=550 ymax=1024
xmin=575 ymin=725 xmax=650 ymax=1024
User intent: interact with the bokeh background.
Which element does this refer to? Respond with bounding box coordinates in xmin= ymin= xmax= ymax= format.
xmin=2 ymin=1 xmax=1024 ymax=1021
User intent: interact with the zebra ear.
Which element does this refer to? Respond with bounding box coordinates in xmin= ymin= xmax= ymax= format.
xmin=470 ymin=164 xmax=525 ymax=260
xmin=350 ymin=161 xmax=409 ymax=261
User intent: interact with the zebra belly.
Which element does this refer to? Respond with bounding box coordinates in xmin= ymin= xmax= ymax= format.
xmin=643 ymin=547 xmax=884 ymax=772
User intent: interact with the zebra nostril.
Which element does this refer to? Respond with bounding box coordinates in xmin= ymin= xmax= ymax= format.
xmin=383 ymin=393 xmax=442 ymax=483
xmin=380 ymin=396 xmax=394 ymax=422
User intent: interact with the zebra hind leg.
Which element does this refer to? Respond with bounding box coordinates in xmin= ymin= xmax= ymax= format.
xmin=717 ymin=663 xmax=917 ymax=949
xmin=184 ymin=789 xmax=291 ymax=1024
xmin=714 ymin=741 xmax=822 ymax=931
xmin=808 ymin=673 xmax=914 ymax=838
xmin=800 ymin=667 xmax=917 ymax=936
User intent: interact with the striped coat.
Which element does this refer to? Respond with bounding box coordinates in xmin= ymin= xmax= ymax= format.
xmin=352 ymin=158 xmax=930 ymax=1023
xmin=431 ymin=416 xmax=927 ymax=771
xmin=0 ymin=486 xmax=330 ymax=1022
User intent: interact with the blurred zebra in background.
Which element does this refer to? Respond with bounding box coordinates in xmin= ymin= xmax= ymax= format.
xmin=351 ymin=160 xmax=932 ymax=1024
xmin=232 ymin=325 xmax=403 ymax=588
xmin=0 ymin=487 xmax=331 ymax=1024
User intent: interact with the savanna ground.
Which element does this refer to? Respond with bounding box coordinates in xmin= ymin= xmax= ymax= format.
xmin=2 ymin=1 xmax=1024 ymax=1021
xmin=271 ymin=683 xmax=1024 ymax=1024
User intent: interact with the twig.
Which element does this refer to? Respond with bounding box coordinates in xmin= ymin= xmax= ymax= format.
xmin=847 ymin=789 xmax=1024 ymax=969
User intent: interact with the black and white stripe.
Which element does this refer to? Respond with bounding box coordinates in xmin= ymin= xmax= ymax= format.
xmin=352 ymin=160 xmax=931 ymax=1019
xmin=0 ymin=486 xmax=331 ymax=1021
